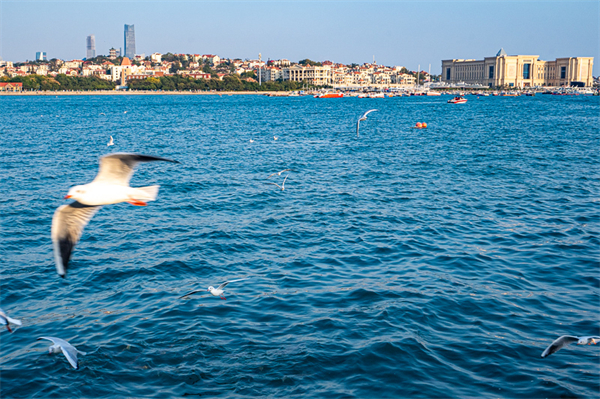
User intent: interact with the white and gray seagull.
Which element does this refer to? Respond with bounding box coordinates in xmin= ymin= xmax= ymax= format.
xmin=107 ymin=136 xmax=114 ymax=146
xmin=51 ymin=153 xmax=179 ymax=278
xmin=179 ymin=278 xmax=248 ymax=300
xmin=356 ymin=109 xmax=378 ymax=137
xmin=37 ymin=337 xmax=86 ymax=369
xmin=266 ymin=174 xmax=288 ymax=191
xmin=0 ymin=308 xmax=22 ymax=333
xmin=267 ymin=169 xmax=293 ymax=179
xmin=541 ymin=335 xmax=600 ymax=358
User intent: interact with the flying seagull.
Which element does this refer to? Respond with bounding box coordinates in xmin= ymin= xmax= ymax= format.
xmin=179 ymin=278 xmax=248 ymax=300
xmin=37 ymin=337 xmax=86 ymax=369
xmin=356 ymin=109 xmax=378 ymax=137
xmin=107 ymin=136 xmax=114 ymax=147
xmin=273 ymin=136 xmax=278 ymax=141
xmin=267 ymin=169 xmax=293 ymax=179
xmin=0 ymin=308 xmax=22 ymax=333
xmin=51 ymin=153 xmax=179 ymax=278
xmin=541 ymin=335 xmax=600 ymax=358
xmin=266 ymin=174 xmax=288 ymax=191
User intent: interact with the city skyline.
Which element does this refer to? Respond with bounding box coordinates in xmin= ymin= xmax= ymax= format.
xmin=124 ymin=24 xmax=136 ymax=60
xmin=86 ymin=35 xmax=96 ymax=60
xmin=1 ymin=1 xmax=598 ymax=74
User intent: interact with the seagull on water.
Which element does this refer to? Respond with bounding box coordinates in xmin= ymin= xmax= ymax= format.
xmin=273 ymin=136 xmax=278 ymax=141
xmin=107 ymin=136 xmax=114 ymax=146
xmin=51 ymin=153 xmax=179 ymax=278
xmin=100 ymin=113 xmax=106 ymax=116
xmin=179 ymin=278 xmax=248 ymax=300
xmin=249 ymin=139 xmax=255 ymax=143
xmin=541 ymin=335 xmax=600 ymax=358
xmin=356 ymin=109 xmax=378 ymax=137
xmin=0 ymin=308 xmax=22 ymax=333
xmin=267 ymin=169 xmax=293 ymax=179
xmin=37 ymin=337 xmax=86 ymax=369
xmin=266 ymin=175 xmax=288 ymax=191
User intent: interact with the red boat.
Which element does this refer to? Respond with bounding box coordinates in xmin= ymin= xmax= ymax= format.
xmin=314 ymin=92 xmax=344 ymax=98
xmin=448 ymin=96 xmax=467 ymax=104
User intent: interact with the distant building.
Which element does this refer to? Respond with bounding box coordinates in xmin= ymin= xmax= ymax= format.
xmin=109 ymin=48 xmax=117 ymax=59
xmin=441 ymin=49 xmax=594 ymax=88
xmin=35 ymin=52 xmax=47 ymax=62
xmin=86 ymin=35 xmax=96 ymax=59
xmin=0 ymin=82 xmax=23 ymax=92
xmin=124 ymin=25 xmax=136 ymax=59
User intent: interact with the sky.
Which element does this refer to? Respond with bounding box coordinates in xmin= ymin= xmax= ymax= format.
xmin=1 ymin=0 xmax=599 ymax=74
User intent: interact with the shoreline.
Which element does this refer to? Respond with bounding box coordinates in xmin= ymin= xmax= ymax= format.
xmin=0 ymin=90 xmax=281 ymax=96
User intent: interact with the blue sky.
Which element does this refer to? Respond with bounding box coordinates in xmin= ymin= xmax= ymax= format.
xmin=1 ymin=0 xmax=598 ymax=74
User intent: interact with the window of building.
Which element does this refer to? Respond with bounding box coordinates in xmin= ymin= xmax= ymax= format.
xmin=560 ymin=66 xmax=566 ymax=79
xmin=523 ymin=63 xmax=531 ymax=79
xmin=489 ymin=65 xmax=494 ymax=79
xmin=446 ymin=68 xmax=450 ymax=80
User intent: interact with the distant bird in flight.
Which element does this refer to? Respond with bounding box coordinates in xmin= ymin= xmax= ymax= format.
xmin=51 ymin=153 xmax=179 ymax=278
xmin=267 ymin=169 xmax=293 ymax=179
xmin=249 ymin=139 xmax=255 ymax=143
xmin=124 ymin=111 xmax=128 ymax=114
xmin=356 ymin=109 xmax=378 ymax=137
xmin=541 ymin=335 xmax=600 ymax=358
xmin=99 ymin=113 xmax=106 ymax=116
xmin=273 ymin=136 xmax=278 ymax=141
xmin=0 ymin=308 xmax=22 ymax=333
xmin=37 ymin=337 xmax=86 ymax=369
xmin=107 ymin=136 xmax=114 ymax=147
xmin=179 ymin=278 xmax=248 ymax=300
xmin=266 ymin=175 xmax=288 ymax=191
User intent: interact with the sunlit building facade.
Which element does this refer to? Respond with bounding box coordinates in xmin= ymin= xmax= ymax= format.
xmin=441 ymin=49 xmax=594 ymax=87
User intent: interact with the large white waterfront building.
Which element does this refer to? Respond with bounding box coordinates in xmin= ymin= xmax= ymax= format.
xmin=441 ymin=49 xmax=594 ymax=88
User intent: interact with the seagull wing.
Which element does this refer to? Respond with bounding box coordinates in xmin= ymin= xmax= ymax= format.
xmin=541 ymin=335 xmax=580 ymax=358
xmin=92 ymin=153 xmax=180 ymax=186
xmin=52 ymin=202 xmax=101 ymax=278
xmin=356 ymin=120 xmax=360 ymax=137
xmin=38 ymin=337 xmax=82 ymax=369
xmin=179 ymin=290 xmax=203 ymax=299
xmin=217 ymin=281 xmax=231 ymax=290
xmin=282 ymin=175 xmax=289 ymax=189
xmin=361 ymin=109 xmax=378 ymax=119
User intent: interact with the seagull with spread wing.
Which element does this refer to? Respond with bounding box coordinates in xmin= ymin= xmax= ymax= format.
xmin=0 ymin=308 xmax=22 ymax=333
xmin=266 ymin=174 xmax=288 ymax=191
xmin=179 ymin=278 xmax=248 ymax=300
xmin=37 ymin=337 xmax=86 ymax=369
xmin=51 ymin=153 xmax=179 ymax=278
xmin=541 ymin=335 xmax=600 ymax=358
xmin=356 ymin=109 xmax=378 ymax=137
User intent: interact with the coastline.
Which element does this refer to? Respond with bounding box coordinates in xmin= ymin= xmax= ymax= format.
xmin=0 ymin=90 xmax=281 ymax=96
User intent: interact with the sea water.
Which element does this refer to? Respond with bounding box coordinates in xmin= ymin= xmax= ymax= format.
xmin=1 ymin=94 xmax=598 ymax=398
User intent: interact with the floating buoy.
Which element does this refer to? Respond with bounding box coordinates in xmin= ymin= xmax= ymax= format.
xmin=422 ymin=122 xmax=427 ymax=128
xmin=416 ymin=122 xmax=422 ymax=128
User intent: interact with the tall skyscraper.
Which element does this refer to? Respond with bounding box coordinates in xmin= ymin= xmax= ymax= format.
xmin=124 ymin=24 xmax=136 ymax=59
xmin=86 ymin=35 xmax=96 ymax=59
xmin=35 ymin=52 xmax=47 ymax=61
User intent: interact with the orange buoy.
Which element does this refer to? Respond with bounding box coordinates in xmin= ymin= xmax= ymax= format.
xmin=416 ymin=122 xmax=422 ymax=128
xmin=422 ymin=122 xmax=427 ymax=128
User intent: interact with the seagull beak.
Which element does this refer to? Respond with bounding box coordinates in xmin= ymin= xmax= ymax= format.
xmin=64 ymin=195 xmax=72 ymax=199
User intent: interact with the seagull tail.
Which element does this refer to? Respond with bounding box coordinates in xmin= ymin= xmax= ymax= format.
xmin=7 ymin=317 xmax=22 ymax=326
xmin=135 ymin=185 xmax=160 ymax=202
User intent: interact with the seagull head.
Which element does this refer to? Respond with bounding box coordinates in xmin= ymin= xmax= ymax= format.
xmin=578 ymin=337 xmax=597 ymax=345
xmin=65 ymin=185 xmax=87 ymax=200
xmin=208 ymin=286 xmax=214 ymax=292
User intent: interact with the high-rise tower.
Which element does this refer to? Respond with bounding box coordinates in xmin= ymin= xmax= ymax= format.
xmin=124 ymin=25 xmax=136 ymax=59
xmin=86 ymin=35 xmax=96 ymax=59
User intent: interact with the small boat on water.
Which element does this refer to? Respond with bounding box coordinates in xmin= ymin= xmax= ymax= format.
xmin=315 ymin=92 xmax=344 ymax=98
xmin=448 ymin=96 xmax=467 ymax=104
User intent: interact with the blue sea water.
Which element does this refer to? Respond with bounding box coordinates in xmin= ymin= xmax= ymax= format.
xmin=0 ymin=93 xmax=599 ymax=398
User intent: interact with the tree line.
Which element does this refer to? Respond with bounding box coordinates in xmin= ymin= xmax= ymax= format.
xmin=1 ymin=74 xmax=309 ymax=92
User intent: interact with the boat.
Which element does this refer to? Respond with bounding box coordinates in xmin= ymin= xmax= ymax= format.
xmin=314 ymin=92 xmax=344 ymax=98
xmin=447 ymin=96 xmax=467 ymax=104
